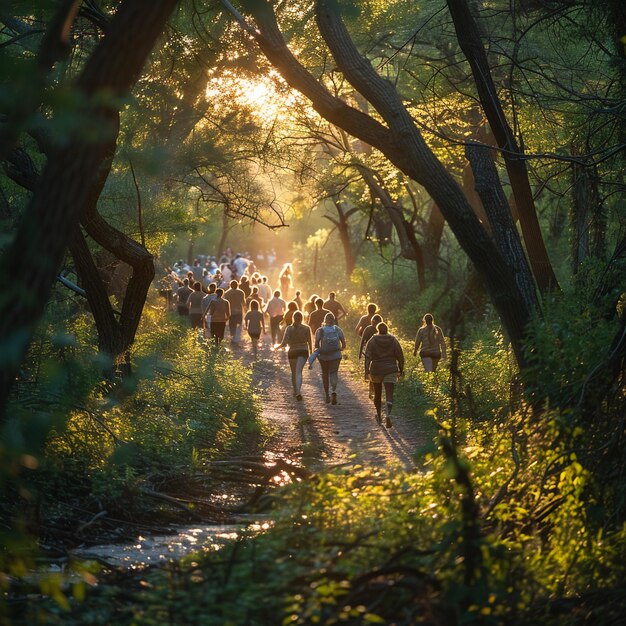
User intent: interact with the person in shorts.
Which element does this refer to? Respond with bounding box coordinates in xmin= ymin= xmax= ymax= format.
xmin=276 ymin=311 xmax=312 ymax=401
xmin=413 ymin=313 xmax=446 ymax=372
xmin=244 ymin=300 xmax=265 ymax=358
xmin=314 ymin=313 xmax=346 ymax=405
xmin=364 ymin=322 xmax=404 ymax=428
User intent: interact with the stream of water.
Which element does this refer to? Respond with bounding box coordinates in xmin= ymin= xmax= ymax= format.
xmin=70 ymin=519 xmax=272 ymax=569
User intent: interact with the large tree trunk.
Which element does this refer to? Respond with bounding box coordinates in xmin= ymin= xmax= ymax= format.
xmin=424 ymin=202 xmax=445 ymax=276
xmin=466 ymin=143 xmax=538 ymax=313
xmin=329 ymin=198 xmax=357 ymax=277
xmin=0 ymin=0 xmax=178 ymax=419
xmin=357 ymin=165 xmax=427 ymax=291
xmin=571 ymin=143 xmax=607 ymax=268
xmin=446 ymin=0 xmax=559 ymax=292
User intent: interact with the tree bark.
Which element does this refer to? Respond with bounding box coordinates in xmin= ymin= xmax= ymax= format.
xmin=0 ymin=0 xmax=178 ymax=418
xmin=571 ymin=143 xmax=607 ymax=268
xmin=446 ymin=0 xmax=559 ymax=292
xmin=466 ymin=142 xmax=538 ymax=314
xmin=329 ymin=198 xmax=357 ymax=276
xmin=356 ymin=165 xmax=426 ymax=291
xmin=424 ymin=202 xmax=445 ymax=276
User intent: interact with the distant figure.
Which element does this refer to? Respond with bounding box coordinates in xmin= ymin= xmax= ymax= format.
xmin=244 ymin=300 xmax=265 ymax=358
xmin=201 ymin=283 xmax=218 ymax=339
xmin=303 ymin=294 xmax=318 ymax=323
xmin=355 ymin=303 xmax=378 ymax=337
xmin=277 ymin=311 xmax=312 ymax=401
xmin=283 ymin=300 xmax=299 ymax=328
xmin=239 ymin=275 xmax=251 ymax=298
xmin=365 ymin=322 xmax=404 ymax=428
xmin=191 ymin=260 xmax=203 ymax=280
xmin=232 ymin=253 xmax=250 ymax=279
xmin=413 ymin=313 xmax=447 ymax=372
xmin=265 ymin=290 xmax=287 ymax=345
xmin=176 ymin=279 xmax=193 ymax=316
xmin=246 ymin=286 xmax=264 ymax=309
xmin=323 ymin=292 xmax=346 ymax=322
xmin=207 ymin=288 xmax=230 ymax=346
xmin=187 ymin=281 xmax=205 ymax=329
xmin=359 ymin=313 xmax=382 ymax=399
xmin=294 ymin=290 xmax=303 ymax=311
xmin=314 ymin=313 xmax=346 ymax=405
xmin=224 ymin=280 xmax=246 ymax=345
xmin=257 ymin=275 xmax=272 ymax=304
xmin=308 ymin=298 xmax=331 ymax=334
xmin=279 ymin=263 xmax=294 ymax=300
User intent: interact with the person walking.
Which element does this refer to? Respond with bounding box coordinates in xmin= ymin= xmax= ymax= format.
xmin=277 ymin=311 xmax=312 ymax=401
xmin=323 ymin=291 xmax=347 ymax=322
xmin=314 ymin=313 xmax=346 ymax=404
xmin=257 ymin=275 xmax=272 ymax=304
xmin=303 ymin=294 xmax=317 ymax=323
xmin=308 ymin=298 xmax=331 ymax=335
xmin=207 ymin=288 xmax=230 ymax=346
xmin=364 ymin=322 xmax=404 ymax=428
xmin=359 ymin=313 xmax=382 ymax=399
xmin=224 ymin=280 xmax=246 ymax=345
xmin=413 ymin=313 xmax=447 ymax=372
xmin=187 ymin=281 xmax=205 ymax=329
xmin=265 ymin=290 xmax=287 ymax=345
xmin=355 ymin=302 xmax=378 ymax=337
xmin=283 ymin=300 xmax=299 ymax=328
xmin=176 ymin=278 xmax=193 ymax=317
xmin=279 ymin=263 xmax=294 ymax=300
xmin=244 ymin=300 xmax=265 ymax=358
xmin=246 ymin=286 xmax=264 ymax=309
xmin=293 ymin=290 xmax=303 ymax=311
xmin=201 ymin=283 xmax=218 ymax=339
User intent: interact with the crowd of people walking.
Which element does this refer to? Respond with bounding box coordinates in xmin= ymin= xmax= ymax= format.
xmin=162 ymin=251 xmax=446 ymax=430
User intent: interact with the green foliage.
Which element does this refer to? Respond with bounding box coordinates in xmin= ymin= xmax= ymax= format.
xmin=523 ymin=259 xmax=621 ymax=405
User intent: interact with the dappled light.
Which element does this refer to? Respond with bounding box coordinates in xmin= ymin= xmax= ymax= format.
xmin=1 ymin=0 xmax=625 ymax=625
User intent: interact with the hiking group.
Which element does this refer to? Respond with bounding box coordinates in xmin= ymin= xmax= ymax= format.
xmin=164 ymin=254 xmax=447 ymax=430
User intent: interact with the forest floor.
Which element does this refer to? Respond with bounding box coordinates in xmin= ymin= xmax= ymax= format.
xmin=238 ymin=336 xmax=432 ymax=471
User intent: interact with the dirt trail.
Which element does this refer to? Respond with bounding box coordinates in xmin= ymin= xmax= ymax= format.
xmin=238 ymin=338 xmax=428 ymax=470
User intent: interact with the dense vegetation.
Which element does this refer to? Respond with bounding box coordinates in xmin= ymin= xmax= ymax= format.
xmin=1 ymin=0 xmax=625 ymax=624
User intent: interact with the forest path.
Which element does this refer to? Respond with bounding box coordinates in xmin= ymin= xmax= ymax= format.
xmin=237 ymin=336 xmax=427 ymax=470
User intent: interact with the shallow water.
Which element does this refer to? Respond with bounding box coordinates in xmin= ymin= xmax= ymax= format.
xmin=71 ymin=519 xmax=272 ymax=569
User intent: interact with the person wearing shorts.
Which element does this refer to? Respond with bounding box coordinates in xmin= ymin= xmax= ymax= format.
xmin=276 ymin=311 xmax=312 ymax=401
xmin=364 ymin=322 xmax=404 ymax=428
xmin=314 ymin=313 xmax=346 ymax=405
xmin=413 ymin=313 xmax=447 ymax=372
xmin=207 ymin=288 xmax=230 ymax=346
xmin=244 ymin=300 xmax=265 ymax=358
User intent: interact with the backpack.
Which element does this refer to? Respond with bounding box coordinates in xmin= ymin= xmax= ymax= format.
xmin=320 ymin=325 xmax=341 ymax=354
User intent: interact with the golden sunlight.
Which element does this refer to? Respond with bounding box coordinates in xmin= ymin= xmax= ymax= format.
xmin=206 ymin=70 xmax=298 ymax=124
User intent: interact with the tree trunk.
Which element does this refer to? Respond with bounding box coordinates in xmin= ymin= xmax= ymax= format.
xmin=466 ymin=142 xmax=538 ymax=314
xmin=330 ymin=198 xmax=356 ymax=276
xmin=217 ymin=212 xmax=230 ymax=260
xmin=424 ymin=202 xmax=445 ymax=276
xmin=571 ymin=144 xmax=607 ymax=268
xmin=0 ymin=0 xmax=178 ymax=419
xmin=357 ymin=165 xmax=426 ymax=291
xmin=446 ymin=0 xmax=559 ymax=292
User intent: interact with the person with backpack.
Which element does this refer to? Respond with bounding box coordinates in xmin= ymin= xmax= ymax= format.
xmin=364 ymin=322 xmax=404 ymax=428
xmin=314 ymin=313 xmax=346 ymax=405
xmin=276 ymin=311 xmax=312 ymax=401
